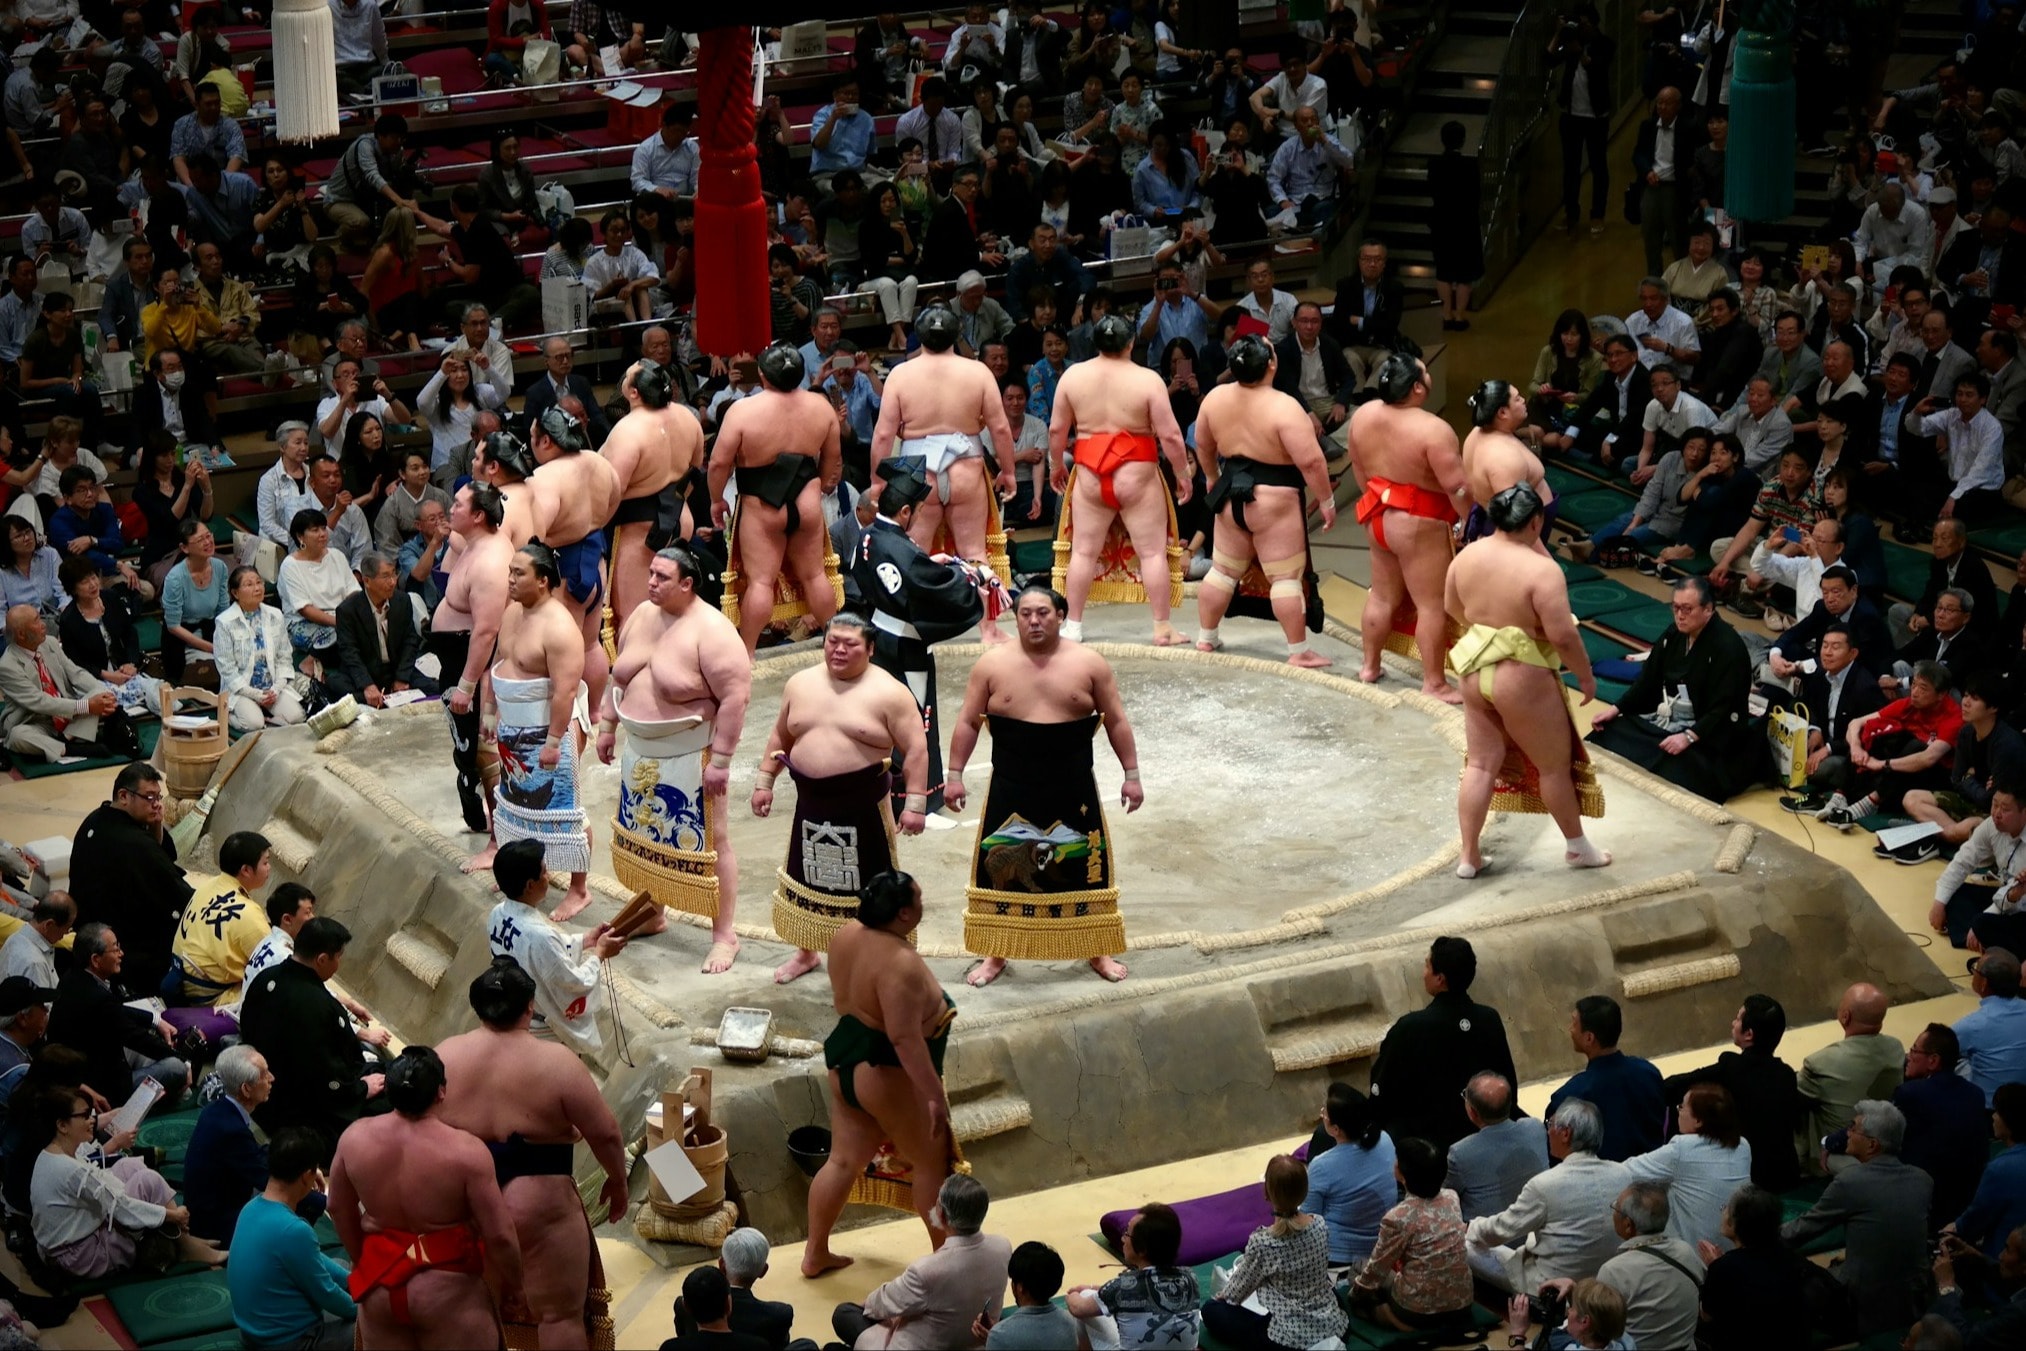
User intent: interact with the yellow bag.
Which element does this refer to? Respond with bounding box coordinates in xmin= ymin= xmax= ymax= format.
xmin=1769 ymin=701 xmax=1810 ymax=790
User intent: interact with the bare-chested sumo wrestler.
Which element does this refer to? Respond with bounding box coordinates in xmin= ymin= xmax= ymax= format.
xmin=434 ymin=482 xmax=514 ymax=835
xmin=525 ymin=406 xmax=624 ymax=726
xmin=1462 ymin=378 xmax=1555 ymax=552
xmin=329 ymin=1046 xmax=523 ymax=1350
xmin=601 ymin=359 xmax=703 ymax=629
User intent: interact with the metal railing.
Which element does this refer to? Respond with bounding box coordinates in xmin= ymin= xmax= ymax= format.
xmin=1474 ymin=2 xmax=1561 ymax=290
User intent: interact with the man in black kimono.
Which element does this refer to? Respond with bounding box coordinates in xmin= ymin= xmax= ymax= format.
xmin=67 ymin=762 xmax=193 ymax=996
xmin=1369 ymin=935 xmax=1521 ymax=1148
xmin=238 ymin=917 xmax=385 ymax=1162
xmin=852 ymin=457 xmax=990 ymax=812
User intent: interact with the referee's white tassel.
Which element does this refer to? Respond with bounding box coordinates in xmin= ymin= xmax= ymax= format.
xmin=272 ymin=0 xmax=341 ymax=144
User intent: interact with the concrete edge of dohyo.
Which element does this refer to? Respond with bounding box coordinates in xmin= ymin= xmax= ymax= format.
xmin=310 ymin=632 xmax=1745 ymax=1018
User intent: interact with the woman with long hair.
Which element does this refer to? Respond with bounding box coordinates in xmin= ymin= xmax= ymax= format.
xmin=960 ymin=77 xmax=1005 ymax=167
xmin=1132 ymin=120 xmax=1199 ymax=224
xmin=416 ymin=354 xmax=502 ymax=486
xmin=862 ymin=180 xmax=920 ymax=353
xmin=1203 ymin=1154 xmax=1348 ymax=1351
xmin=1818 ymin=466 xmax=1887 ymax=602
xmin=131 ymin=434 xmax=212 ymax=588
xmin=1530 ymin=307 xmax=1604 ymax=428
xmin=338 ymin=409 xmax=396 ymax=518
xmin=1303 ymin=1084 xmax=1398 ymax=1268
xmin=360 ymin=206 xmax=428 ymax=351
xmin=541 ymin=216 xmax=595 ymax=281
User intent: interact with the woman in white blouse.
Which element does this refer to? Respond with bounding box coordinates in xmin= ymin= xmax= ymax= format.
xmin=1622 ymin=1082 xmax=1754 ymax=1252
xmin=32 ymin=1086 xmax=223 ymax=1278
xmin=217 ymin=565 xmax=308 ymax=731
xmin=415 ymin=354 xmax=503 ymax=480
xmin=276 ymin=510 xmax=360 ymax=659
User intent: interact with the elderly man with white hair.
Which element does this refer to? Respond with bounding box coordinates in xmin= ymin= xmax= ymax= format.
xmin=1536 ymin=1181 xmax=1701 ymax=1351
xmin=673 ymin=1226 xmax=819 ymax=1350
xmin=1783 ymin=1098 xmax=1934 ymax=1339
xmin=1855 ymin=181 xmax=1933 ymax=283
xmin=1465 ymin=1098 xmax=1632 ymax=1293
xmin=0 ymin=603 xmax=119 ymax=762
xmin=951 ymin=270 xmax=1012 ymax=360
xmin=830 ymin=1174 xmax=1011 ymax=1350
xmin=0 ymin=892 xmax=71 ymax=991
xmin=181 ymin=1044 xmax=274 ymax=1245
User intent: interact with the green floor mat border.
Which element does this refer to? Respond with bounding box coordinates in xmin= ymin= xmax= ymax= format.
xmin=1578 ymin=629 xmax=1637 ymax=664
xmin=1880 ymin=539 xmax=1932 ymax=602
xmin=1969 ymin=519 xmax=2026 ymax=558
xmin=103 ymin=1267 xmax=235 ymax=1344
xmin=1556 ymin=558 xmax=1603 ymax=585
xmin=1565 ymin=577 xmax=1662 ymax=622
xmin=1589 ymin=599 xmax=1677 ymax=644
xmin=14 ymin=719 xmax=160 ymax=779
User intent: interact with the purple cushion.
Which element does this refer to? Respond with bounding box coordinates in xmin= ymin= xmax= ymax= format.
xmin=1098 ymin=1139 xmax=1312 ymax=1267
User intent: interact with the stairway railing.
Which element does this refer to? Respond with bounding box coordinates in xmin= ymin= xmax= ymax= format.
xmin=1475 ymin=2 xmax=1563 ymax=293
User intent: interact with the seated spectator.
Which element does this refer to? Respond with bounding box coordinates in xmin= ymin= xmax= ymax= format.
xmin=1500 ymin=1277 xmax=1627 ymax=1351
xmin=0 ymin=893 xmax=68 ymax=988
xmin=829 ymin=1173 xmax=1009 ymax=1350
xmin=1536 ymin=1182 xmax=1700 ymax=1351
xmin=1542 ymin=335 xmax=1651 ymax=464
xmin=1785 ymin=1098 xmax=1932 ymax=1338
xmin=1694 ymin=1184 xmax=1817 ymax=1350
xmin=1349 ymin=1136 xmax=1471 ymax=1333
xmin=1545 ymin=995 xmax=1664 ymax=1161
xmin=1712 ymin=375 xmax=1794 ymax=474
xmin=330 ymin=0 xmax=389 ymax=96
xmin=416 ymin=357 xmax=504 ymax=496
xmin=1661 ymin=221 xmax=1732 ymax=316
xmin=1896 ymin=518 xmax=2000 ymax=648
xmin=170 ymin=83 xmax=246 ymax=185
xmin=1626 ymin=364 xmax=1715 ymax=485
xmin=335 ymin=410 xmax=395 ymax=521
xmin=1756 ymin=311 xmax=1823 ymax=414
xmin=1065 ymin=1202 xmax=1198 ymax=1349
xmin=1883 ymin=587 xmax=1995 ymax=697
xmin=56 ymin=557 xmax=158 ymax=718
xmin=239 ymin=917 xmax=381 ymax=1158
xmin=229 ymin=1125 xmax=356 ymax=1349
xmin=318 ymin=115 xmax=422 ymax=243
xmin=277 ymin=510 xmax=360 ymax=657
xmin=1910 ymin=371 xmax=2007 ymax=524
xmin=482 ymin=0 xmax=554 ymax=85
xmin=289 ymin=251 xmax=368 ymax=359
xmin=811 ymin=74 xmax=876 ymax=181
xmin=520 ymin=339 xmax=610 ymax=446
xmin=1817 ymin=660 xmax=1964 ymax=829
xmin=251 ymin=155 xmax=317 ymax=275
xmin=1898 ymin=674 xmax=2024 ymax=860
xmin=169 ymin=830 xmax=272 ymax=1010
xmin=130 ymin=428 xmax=216 ymax=586
xmin=1691 ymin=288 xmax=1764 ymax=409
xmin=439 ymin=184 xmax=539 ymax=332
xmin=1956 ymin=950 xmax=2026 ymax=1105
xmin=48 ymin=921 xmax=188 ymax=1111
xmin=1531 ymin=311 xmax=1607 ymax=431
xmin=1737 ymin=513 xmax=1844 ymax=630
xmin=1661 ymin=995 xmax=1802 ymax=1191
xmin=1201 ymin=1154 xmax=1347 ymax=1351
xmin=0 ymin=603 xmax=127 ymax=764
xmin=978 ymin=1241 xmax=1076 ymax=1349
xmin=1765 ymin=566 xmax=1892 ymax=693
xmin=48 ymin=468 xmax=151 ymax=599
xmin=23 ymin=415 xmax=107 ymax=510
xmin=0 ymin=517 xmax=59 ymax=619
xmin=305 ymin=453 xmax=374 ymax=572
xmin=184 ymin=157 xmax=261 ymax=275
xmin=632 ymin=104 xmax=699 ymax=201
xmin=1466 ymin=1099 xmax=1629 ymax=1293
xmin=328 ymin=553 xmax=434 ymax=709
xmin=20 ymin=292 xmax=103 ymax=447
xmin=669 ymin=1226 xmax=816 ymax=1351
xmin=1133 ymin=122 xmax=1199 ymax=225
xmin=217 ymin=565 xmax=308 ymax=731
xmin=1931 ymin=1223 xmax=2026 ymax=1351
xmin=1443 ymin=1071 xmax=1548 ymax=1222
xmin=1300 ymin=1084 xmax=1395 ymax=1268
xmin=183 ymin=1045 xmax=272 ymax=1245
xmin=374 ymin=450 xmax=451 ymax=554
xmin=31 ymin=1084 xmax=220 ymax=1279
xmin=160 ymin=520 xmax=228 ymax=685
xmin=1624 ymin=1083 xmax=1752 ymax=1250
xmin=664 ymin=1264 xmax=769 ymax=1350
xmin=184 ymin=240 xmax=266 ymax=376
xmin=359 ymin=208 xmax=431 ymax=352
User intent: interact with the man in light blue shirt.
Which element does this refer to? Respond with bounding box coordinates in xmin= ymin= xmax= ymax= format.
xmin=330 ymin=0 xmax=390 ymax=97
xmin=1444 ymin=1071 xmax=1550 ymax=1221
xmin=631 ymin=104 xmax=699 ymax=199
xmin=1957 ymin=948 xmax=2026 ymax=1106
xmin=821 ymin=348 xmax=884 ymax=447
xmin=1134 ymin=260 xmax=1216 ymax=368
xmin=0 ymin=257 xmax=39 ymax=367
xmin=1267 ymin=106 xmax=1355 ymax=234
xmin=810 ymin=74 xmax=876 ymax=176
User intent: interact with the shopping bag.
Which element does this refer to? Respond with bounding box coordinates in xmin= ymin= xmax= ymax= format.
xmin=542 ymin=276 xmax=589 ymax=338
xmin=521 ymin=36 xmax=561 ymax=99
xmin=1107 ymin=215 xmax=1158 ymax=277
xmin=1768 ymin=701 xmax=1810 ymax=789
xmin=36 ymin=259 xmax=71 ymax=292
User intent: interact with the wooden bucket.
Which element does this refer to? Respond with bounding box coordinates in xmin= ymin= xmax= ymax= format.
xmin=161 ymin=722 xmax=225 ymax=799
xmin=646 ymin=1070 xmax=730 ymax=1219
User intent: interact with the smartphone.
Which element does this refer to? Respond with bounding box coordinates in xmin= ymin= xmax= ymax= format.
xmin=1884 ymin=284 xmax=1900 ymax=306
xmin=1781 ymin=525 xmax=1803 ymax=544
xmin=1174 ymin=356 xmax=1193 ymax=382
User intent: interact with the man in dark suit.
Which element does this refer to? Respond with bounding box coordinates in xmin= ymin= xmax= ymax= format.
xmin=921 ymin=166 xmax=1004 ymax=282
xmin=182 ymin=1043 xmax=271 ymax=1244
xmin=1273 ymin=302 xmax=1359 ymax=446
xmin=1632 ymin=86 xmax=1704 ymax=276
xmin=47 ymin=921 xmax=187 ymax=1112
xmin=673 ymin=1226 xmax=818 ymax=1351
xmin=1887 ymin=587 xmax=1998 ymax=696
xmin=1900 ymin=517 xmax=2002 ymax=643
xmin=128 ymin=348 xmax=220 ymax=468
xmin=1001 ymin=1 xmax=1068 ymax=97
xmin=326 ymin=553 xmax=434 ymax=709
xmin=1369 ymin=935 xmax=1520 ymax=1149
xmin=1550 ymin=3 xmax=1614 ymax=233
xmin=1770 ymin=566 xmax=1895 ymax=674
xmin=1775 ymin=619 xmax=1888 ymax=813
xmin=1545 ymin=334 xmax=1652 ymax=464
xmin=238 ymin=918 xmax=381 ymax=1161
xmin=520 ymin=336 xmax=610 ymax=447
xmin=1662 ymin=994 xmax=1802 ymax=1191
xmin=1782 ymin=1098 xmax=1935 ymax=1340
xmin=67 ymin=762 xmax=193 ymax=998
xmin=1589 ymin=574 xmax=1758 ymax=801
xmin=1688 ymin=287 xmax=1763 ymax=410
xmin=1324 ymin=239 xmax=1406 ymax=387
xmin=1937 ymin=205 xmax=2026 ymax=338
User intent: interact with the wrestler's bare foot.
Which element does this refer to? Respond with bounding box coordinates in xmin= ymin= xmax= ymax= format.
xmin=461 ymin=842 xmax=499 ymax=874
xmin=1288 ymin=648 xmax=1333 ymax=669
xmin=637 ymin=908 xmax=670 ymax=935
xmin=965 ymin=957 xmax=1008 ymax=987
xmin=1151 ymin=624 xmax=1188 ymax=647
xmin=702 ymin=938 xmax=739 ymax=974
xmin=1564 ymin=836 xmax=1613 ymax=869
xmin=1358 ymin=663 xmax=1384 ymax=684
xmin=1089 ymin=954 xmax=1128 ymax=981
xmin=1422 ymin=681 xmax=1464 ymax=705
xmin=801 ymin=1249 xmax=855 ymax=1278
xmin=773 ymin=949 xmax=823 ymax=983
xmin=550 ymin=882 xmax=593 ymax=923
xmin=1195 ymin=637 xmax=1223 ymax=653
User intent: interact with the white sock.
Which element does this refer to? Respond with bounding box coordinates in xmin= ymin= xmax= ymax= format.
xmin=1197 ymin=626 xmax=1220 ymax=646
xmin=1456 ymin=858 xmax=1489 ymax=879
xmin=1564 ymin=834 xmax=1611 ymax=868
xmin=1062 ymin=619 xmax=1084 ymax=641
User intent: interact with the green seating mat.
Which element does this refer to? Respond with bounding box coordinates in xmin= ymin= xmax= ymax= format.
xmin=1189 ymin=1251 xmax=1499 ymax=1351
xmin=15 ymin=720 xmax=159 ymax=778
xmin=103 ymin=1268 xmax=234 ymax=1343
xmin=1556 ymin=558 xmax=1603 ymax=585
xmin=137 ymin=1106 xmax=204 ymax=1164
xmin=1008 ymin=535 xmax=1054 ymax=577
xmin=1590 ymin=599 xmax=1678 ymax=645
xmin=146 ymin=1332 xmax=247 ymax=1350
xmin=1779 ymin=1178 xmax=1844 ymax=1256
xmin=1881 ymin=540 xmax=1932 ymax=602
xmin=1970 ymin=518 xmax=2026 ymax=558
xmin=1565 ymin=578 xmax=1659 ymax=621
xmin=1545 ymin=463 xmax=1622 ymax=499
xmin=1579 ymin=630 xmax=1637 ymax=665
xmin=1552 ymin=489 xmax=1637 ymax=533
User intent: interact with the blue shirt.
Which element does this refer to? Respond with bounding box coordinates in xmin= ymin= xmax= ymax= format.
xmin=1956 ymin=1142 xmax=2026 ymax=1259
xmin=1135 ymin=296 xmax=1212 ymax=369
xmin=1132 ymin=151 xmax=1200 ymax=220
xmin=810 ymin=104 xmax=876 ymax=173
xmin=1546 ymin=1051 xmax=1668 ymax=1162
xmin=169 ymin=111 xmax=247 ymax=168
xmin=1028 ymin=357 xmax=1065 ymax=420
xmin=1299 ymin=1131 xmax=1397 ymax=1264
xmin=822 ymin=370 xmax=881 ymax=444
xmin=228 ymin=1195 xmax=355 ymax=1345
xmin=1955 ymin=995 xmax=2026 ymax=1105
xmin=1878 ymin=392 xmax=1909 ymax=464
xmin=48 ymin=503 xmax=122 ymax=574
xmin=184 ymin=170 xmax=261 ymax=245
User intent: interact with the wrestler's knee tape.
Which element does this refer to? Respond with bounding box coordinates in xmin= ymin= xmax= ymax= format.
xmin=1261 ymin=554 xmax=1306 ymax=581
xmin=477 ymin=740 xmax=502 ymax=795
xmin=1270 ymin=578 xmax=1304 ymax=600
xmin=1200 ymin=567 xmax=1239 ymax=596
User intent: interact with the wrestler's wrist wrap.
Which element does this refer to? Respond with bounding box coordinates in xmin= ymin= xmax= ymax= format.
xmin=904 ymin=793 xmax=929 ymax=813
xmin=945 ymin=768 xmax=965 ymax=786
xmin=755 ymin=771 xmax=777 ymax=789
xmin=1122 ymin=769 xmax=1141 ymax=782
xmin=457 ymin=678 xmax=477 ymax=696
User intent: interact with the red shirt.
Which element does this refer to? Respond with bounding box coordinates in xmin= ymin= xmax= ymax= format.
xmin=1876 ymin=694 xmax=1964 ymax=760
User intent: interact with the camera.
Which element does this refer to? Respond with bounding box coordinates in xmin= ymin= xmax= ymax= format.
xmin=1527 ymin=1286 xmax=1569 ymax=1331
xmin=1159 ymin=278 xmax=1180 ymax=292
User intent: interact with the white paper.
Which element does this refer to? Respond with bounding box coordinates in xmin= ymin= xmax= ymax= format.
xmin=1875 ymin=821 xmax=1943 ymax=850
xmin=604 ymin=80 xmax=643 ymax=101
xmin=102 ymin=1077 xmax=163 ymax=1140
xmin=642 ymin=1137 xmax=706 ymax=1203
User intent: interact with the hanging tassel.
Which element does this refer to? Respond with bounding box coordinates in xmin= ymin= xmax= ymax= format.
xmin=693 ymin=26 xmax=771 ymax=358
xmin=1724 ymin=28 xmax=1794 ymax=224
xmin=272 ymin=0 xmax=340 ymax=144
